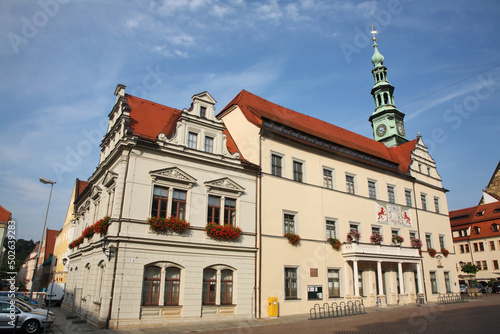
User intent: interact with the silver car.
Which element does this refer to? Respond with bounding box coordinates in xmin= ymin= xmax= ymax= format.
xmin=0 ymin=299 xmax=54 ymax=333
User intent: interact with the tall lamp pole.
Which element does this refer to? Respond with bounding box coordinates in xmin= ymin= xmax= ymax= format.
xmin=29 ymin=177 xmax=55 ymax=302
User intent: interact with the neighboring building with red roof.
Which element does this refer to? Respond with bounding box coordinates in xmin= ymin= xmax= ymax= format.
xmin=63 ymin=87 xmax=259 ymax=328
xmin=450 ymin=162 xmax=500 ymax=282
xmin=219 ymin=37 xmax=457 ymax=316
xmin=0 ymin=205 xmax=12 ymax=269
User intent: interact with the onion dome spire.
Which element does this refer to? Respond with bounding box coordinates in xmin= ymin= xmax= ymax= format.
xmin=371 ymin=25 xmax=384 ymax=67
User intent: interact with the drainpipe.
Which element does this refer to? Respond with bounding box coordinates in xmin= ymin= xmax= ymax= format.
xmin=106 ymin=146 xmax=132 ymax=329
xmin=258 ymin=133 xmax=263 ymax=319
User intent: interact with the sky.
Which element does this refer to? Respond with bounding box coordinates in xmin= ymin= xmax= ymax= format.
xmin=1 ymin=0 xmax=499 ymax=242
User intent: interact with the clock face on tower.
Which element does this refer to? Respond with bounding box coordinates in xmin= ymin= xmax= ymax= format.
xmin=397 ymin=123 xmax=405 ymax=136
xmin=376 ymin=124 xmax=387 ymax=137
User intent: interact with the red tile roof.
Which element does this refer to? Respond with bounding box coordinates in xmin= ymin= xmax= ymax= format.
xmin=450 ymin=202 xmax=500 ymax=240
xmin=220 ymin=90 xmax=416 ymax=173
xmin=126 ymin=94 xmax=182 ymax=142
xmin=0 ymin=205 xmax=11 ymax=222
xmin=76 ymin=179 xmax=89 ymax=197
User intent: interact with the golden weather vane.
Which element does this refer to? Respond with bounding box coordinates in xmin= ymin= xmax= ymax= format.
xmin=370 ymin=25 xmax=378 ymax=41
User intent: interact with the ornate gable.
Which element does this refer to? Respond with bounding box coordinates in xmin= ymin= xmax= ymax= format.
xmin=150 ymin=167 xmax=197 ymax=187
xmin=103 ymin=171 xmax=118 ymax=188
xmin=205 ymin=177 xmax=245 ymax=196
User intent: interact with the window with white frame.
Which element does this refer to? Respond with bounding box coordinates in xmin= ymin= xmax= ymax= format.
xmin=434 ymin=197 xmax=440 ymax=213
xmin=204 ymin=136 xmax=214 ymax=153
xmin=326 ymin=220 xmax=336 ymax=238
xmin=368 ymin=180 xmax=377 ymax=199
xmin=439 ymin=235 xmax=445 ymax=249
xmin=429 ymin=271 xmax=438 ymax=293
xmin=271 ymin=154 xmax=283 ymax=177
xmin=323 ymin=168 xmax=333 ymax=189
xmin=284 ymin=213 xmax=296 ymax=234
xmin=426 ymin=234 xmax=432 ymax=249
xmin=405 ymin=189 xmax=412 ymax=207
xmin=421 ymin=193 xmax=427 ymax=210
xmin=293 ymin=160 xmax=303 ymax=182
xmin=346 ymin=174 xmax=355 ymax=194
xmin=284 ymin=267 xmax=298 ymax=300
xmin=188 ymin=132 xmax=198 ymax=149
xmin=328 ymin=269 xmax=341 ymax=298
xmin=387 ymin=185 xmax=395 ymax=203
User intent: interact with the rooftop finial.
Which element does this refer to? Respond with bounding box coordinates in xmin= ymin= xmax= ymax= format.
xmin=370 ymin=25 xmax=378 ymax=42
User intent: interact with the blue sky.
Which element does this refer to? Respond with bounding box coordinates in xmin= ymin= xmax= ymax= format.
xmin=1 ymin=0 xmax=499 ymax=242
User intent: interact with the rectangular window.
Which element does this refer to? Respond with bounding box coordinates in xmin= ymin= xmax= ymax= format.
xmin=421 ymin=194 xmax=427 ymax=210
xmin=444 ymin=272 xmax=451 ymax=293
xmin=479 ymin=243 xmax=484 ymax=251
xmin=426 ymin=234 xmax=432 ymax=249
xmin=328 ymin=269 xmax=340 ymax=298
xmin=490 ymin=241 xmax=496 ymax=251
xmin=188 ymin=132 xmax=198 ymax=149
xmin=460 ymin=245 xmax=465 ymax=253
xmin=271 ymin=154 xmax=282 ymax=177
xmin=439 ymin=235 xmax=445 ymax=250
xmin=368 ymin=181 xmax=377 ymax=199
xmin=434 ymin=197 xmax=440 ymax=213
xmin=284 ymin=268 xmax=298 ymax=300
xmin=171 ymin=190 xmax=186 ymax=220
xmin=142 ymin=266 xmax=161 ymax=306
xmin=358 ymin=271 xmax=364 ymax=297
xmin=164 ymin=267 xmax=180 ymax=306
xmin=220 ymin=269 xmax=233 ymax=305
xmin=204 ymin=137 xmax=214 ymax=153
xmin=224 ymin=198 xmax=236 ymax=226
xmin=326 ymin=220 xmax=336 ymax=238
xmin=200 ymin=106 xmax=207 ymax=118
xmin=409 ymin=231 xmax=416 ymax=240
xmin=430 ymin=272 xmax=438 ymax=293
xmin=284 ymin=214 xmax=295 ymax=234
xmin=323 ymin=169 xmax=333 ymax=189
xmin=494 ymin=260 xmax=499 ymax=270
xmin=405 ymin=189 xmax=412 ymax=207
xmin=346 ymin=175 xmax=355 ymax=194
xmin=372 ymin=226 xmax=380 ymax=234
xmin=207 ymin=195 xmax=220 ymax=223
xmin=482 ymin=261 xmax=488 ymax=270
xmin=350 ymin=224 xmax=359 ymax=232
xmin=293 ymin=161 xmax=303 ymax=182
xmin=473 ymin=243 xmax=479 ymax=252
xmin=202 ymin=268 xmax=217 ymax=305
xmin=476 ymin=261 xmax=482 ymax=270
xmin=152 ymin=186 xmax=168 ymax=218
xmin=465 ymin=244 xmax=470 ymax=253
xmin=387 ymin=185 xmax=395 ymax=203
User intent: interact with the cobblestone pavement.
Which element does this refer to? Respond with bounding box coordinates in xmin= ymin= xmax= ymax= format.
xmin=48 ymin=294 xmax=500 ymax=334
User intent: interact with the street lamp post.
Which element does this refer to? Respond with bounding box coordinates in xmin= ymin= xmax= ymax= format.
xmin=29 ymin=177 xmax=55 ymax=302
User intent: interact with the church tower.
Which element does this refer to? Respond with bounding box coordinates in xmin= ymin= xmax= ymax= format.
xmin=368 ymin=28 xmax=408 ymax=147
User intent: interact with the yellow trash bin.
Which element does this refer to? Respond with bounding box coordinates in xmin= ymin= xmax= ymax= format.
xmin=268 ymin=297 xmax=278 ymax=317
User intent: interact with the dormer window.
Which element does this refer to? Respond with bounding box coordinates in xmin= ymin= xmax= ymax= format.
xmin=492 ymin=224 xmax=499 ymax=232
xmin=473 ymin=226 xmax=480 ymax=235
xmin=476 ymin=211 xmax=484 ymax=217
xmin=200 ymin=106 xmax=206 ymax=118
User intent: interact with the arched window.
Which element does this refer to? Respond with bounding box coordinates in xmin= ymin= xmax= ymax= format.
xmin=95 ymin=261 xmax=105 ymax=302
xmin=220 ymin=269 xmax=233 ymax=305
xmin=142 ymin=266 xmax=161 ymax=306
xmin=164 ymin=267 xmax=180 ymax=306
xmin=384 ymin=93 xmax=389 ymax=104
xmin=202 ymin=268 xmax=217 ymax=305
xmin=377 ymin=95 xmax=382 ymax=106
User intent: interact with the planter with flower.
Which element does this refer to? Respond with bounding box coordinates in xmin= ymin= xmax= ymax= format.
xmin=391 ymin=235 xmax=404 ymax=245
xmin=205 ymin=222 xmax=242 ymax=241
xmin=148 ymin=216 xmax=190 ymax=234
xmin=441 ymin=248 xmax=450 ymax=257
xmin=428 ymin=248 xmax=437 ymax=257
xmin=327 ymin=237 xmax=342 ymax=250
xmin=370 ymin=232 xmax=383 ymax=245
xmin=346 ymin=230 xmax=361 ymax=243
xmin=411 ymin=238 xmax=422 ymax=249
xmin=284 ymin=232 xmax=301 ymax=245
xmin=68 ymin=236 xmax=84 ymax=250
xmin=82 ymin=225 xmax=95 ymax=239
xmin=93 ymin=216 xmax=111 ymax=235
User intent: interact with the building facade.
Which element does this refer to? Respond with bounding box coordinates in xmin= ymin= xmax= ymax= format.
xmin=219 ymin=37 xmax=458 ymax=317
xmin=63 ymin=87 xmax=259 ymax=328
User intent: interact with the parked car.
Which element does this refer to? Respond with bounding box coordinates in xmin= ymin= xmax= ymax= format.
xmin=0 ymin=296 xmax=54 ymax=317
xmin=0 ymin=299 xmax=54 ymax=333
xmin=0 ymin=292 xmax=38 ymax=307
xmin=492 ymin=281 xmax=500 ymax=293
xmin=460 ymin=283 xmax=467 ymax=294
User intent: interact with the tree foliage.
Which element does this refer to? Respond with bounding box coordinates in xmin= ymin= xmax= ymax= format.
xmin=461 ymin=262 xmax=479 ymax=275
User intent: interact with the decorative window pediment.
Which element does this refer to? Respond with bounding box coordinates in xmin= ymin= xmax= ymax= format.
xmin=205 ymin=177 xmax=245 ymax=196
xmin=103 ymin=171 xmax=118 ymax=188
xmin=150 ymin=167 xmax=197 ymax=187
xmin=91 ymin=186 xmax=102 ymax=200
